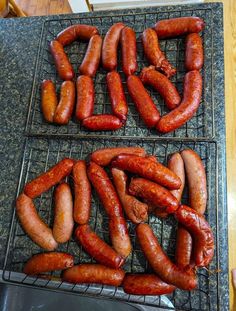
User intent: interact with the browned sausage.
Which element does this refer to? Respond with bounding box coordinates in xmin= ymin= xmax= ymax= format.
xmin=53 ymin=81 xmax=75 ymax=125
xmin=73 ymin=160 xmax=91 ymax=225
xmin=41 ymin=80 xmax=57 ymax=123
xmin=75 ymin=225 xmax=124 ymax=269
xmin=52 ymin=183 xmax=74 ymax=243
xmin=23 ymin=252 xmax=74 ymax=275
xmin=90 ymin=147 xmax=146 ymax=167
xmin=127 ymin=75 xmax=160 ymax=128
xmin=140 ymin=66 xmax=181 ymax=110
xmin=175 ymin=224 xmax=193 ymax=269
xmin=57 ymin=24 xmax=99 ymax=46
xmin=123 ymin=274 xmax=176 ymax=295
xmin=120 ymin=26 xmax=137 ymax=76
xmin=102 ymin=23 xmax=125 ymax=71
xmin=111 ymin=154 xmax=182 ymax=190
xmin=16 ymin=194 xmax=58 ymax=251
xmin=62 ymin=264 xmax=125 ymax=286
xmin=136 ymin=223 xmax=197 ymax=290
xmin=111 ymin=168 xmax=148 ymax=224
xmin=82 ymin=115 xmax=123 ymax=131
xmin=107 ymin=71 xmax=128 ymax=122
xmin=75 ymin=76 xmax=94 ymax=121
xmin=49 ymin=40 xmax=74 ymax=80
xmin=142 ymin=28 xmax=176 ymax=78
xmin=24 ymin=158 xmax=75 ymax=199
xmin=156 ymin=70 xmax=202 ymax=133
xmin=154 ymin=17 xmax=205 ymax=39
xmin=185 ymin=33 xmax=204 ymax=71
xmin=79 ymin=34 xmax=102 ymax=77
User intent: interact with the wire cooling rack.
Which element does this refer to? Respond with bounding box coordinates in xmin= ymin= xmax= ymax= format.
xmin=25 ymin=7 xmax=214 ymax=139
xmin=3 ymin=137 xmax=219 ymax=310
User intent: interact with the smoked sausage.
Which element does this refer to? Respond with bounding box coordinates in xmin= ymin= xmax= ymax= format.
xmin=41 ymin=80 xmax=57 ymax=123
xmin=121 ymin=26 xmax=137 ymax=76
xmin=185 ymin=33 xmax=204 ymax=71
xmin=82 ymin=115 xmax=123 ymax=131
xmin=75 ymin=76 xmax=94 ymax=121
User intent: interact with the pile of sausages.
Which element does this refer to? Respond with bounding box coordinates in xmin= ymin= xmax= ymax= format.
xmin=16 ymin=146 xmax=214 ymax=295
xmin=41 ymin=16 xmax=204 ymax=133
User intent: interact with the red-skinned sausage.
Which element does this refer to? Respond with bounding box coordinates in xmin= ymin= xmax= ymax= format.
xmin=185 ymin=33 xmax=204 ymax=71
xmin=41 ymin=80 xmax=57 ymax=123
xmin=156 ymin=70 xmax=202 ymax=133
xmin=82 ymin=115 xmax=123 ymax=131
xmin=121 ymin=26 xmax=137 ymax=76
xmin=75 ymin=76 xmax=94 ymax=121
xmin=127 ymin=75 xmax=160 ymax=128
xmin=175 ymin=225 xmax=193 ymax=269
xmin=140 ymin=66 xmax=181 ymax=110
xmin=23 ymin=252 xmax=74 ymax=275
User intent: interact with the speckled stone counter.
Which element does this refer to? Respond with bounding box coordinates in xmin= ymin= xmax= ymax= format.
xmin=0 ymin=2 xmax=228 ymax=310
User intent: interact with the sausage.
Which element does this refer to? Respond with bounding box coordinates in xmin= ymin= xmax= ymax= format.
xmin=23 ymin=252 xmax=74 ymax=275
xmin=142 ymin=29 xmax=176 ymax=78
xmin=111 ymin=154 xmax=181 ymax=190
xmin=57 ymin=24 xmax=99 ymax=46
xmin=140 ymin=66 xmax=181 ymax=110
xmin=107 ymin=71 xmax=128 ymax=122
xmin=49 ymin=40 xmax=74 ymax=80
xmin=156 ymin=70 xmax=203 ymax=133
xmin=111 ymin=168 xmax=148 ymax=224
xmin=73 ymin=160 xmax=91 ymax=225
xmin=102 ymin=23 xmax=125 ymax=71
xmin=53 ymin=81 xmax=75 ymax=125
xmin=41 ymin=80 xmax=57 ymax=123
xmin=62 ymin=264 xmax=125 ymax=286
xmin=175 ymin=224 xmax=193 ymax=269
xmin=16 ymin=194 xmax=58 ymax=251
xmin=154 ymin=17 xmax=205 ymax=39
xmin=123 ymin=274 xmax=176 ymax=295
xmin=129 ymin=178 xmax=179 ymax=214
xmin=79 ymin=34 xmax=102 ymax=77
xmin=136 ymin=223 xmax=197 ymax=290
xmin=185 ymin=33 xmax=204 ymax=71
xmin=181 ymin=149 xmax=207 ymax=214
xmin=75 ymin=225 xmax=124 ymax=269
xmin=82 ymin=115 xmax=123 ymax=131
xmin=120 ymin=26 xmax=137 ymax=76
xmin=127 ymin=75 xmax=160 ymax=128
xmin=24 ymin=158 xmax=75 ymax=199
xmin=52 ymin=183 xmax=74 ymax=243
xmin=175 ymin=205 xmax=214 ymax=267
xmin=75 ymin=76 xmax=94 ymax=121
xmin=90 ymin=147 xmax=146 ymax=167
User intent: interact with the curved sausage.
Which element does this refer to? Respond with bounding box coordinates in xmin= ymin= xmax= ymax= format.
xmin=49 ymin=40 xmax=74 ymax=80
xmin=107 ymin=71 xmax=128 ymax=122
xmin=154 ymin=17 xmax=205 ymax=39
xmin=140 ymin=66 xmax=181 ymax=110
xmin=62 ymin=264 xmax=125 ymax=286
xmin=175 ymin=205 xmax=214 ymax=267
xmin=121 ymin=26 xmax=137 ymax=76
xmin=90 ymin=147 xmax=146 ymax=167
xmin=75 ymin=75 xmax=94 ymax=121
xmin=24 ymin=158 xmax=75 ymax=199
xmin=102 ymin=23 xmax=125 ymax=71
xmin=16 ymin=194 xmax=58 ymax=251
xmin=73 ymin=160 xmax=91 ymax=225
xmin=111 ymin=168 xmax=148 ymax=224
xmin=185 ymin=33 xmax=204 ymax=71
xmin=123 ymin=274 xmax=176 ymax=295
xmin=142 ymin=28 xmax=176 ymax=78
xmin=57 ymin=24 xmax=99 ymax=46
xmin=79 ymin=34 xmax=102 ymax=77
xmin=129 ymin=178 xmax=179 ymax=214
xmin=52 ymin=183 xmax=74 ymax=243
xmin=156 ymin=70 xmax=202 ymax=133
xmin=82 ymin=115 xmax=123 ymax=131
xmin=41 ymin=80 xmax=57 ymax=123
xmin=136 ymin=223 xmax=197 ymax=290
xmin=175 ymin=224 xmax=193 ymax=269
xmin=111 ymin=154 xmax=182 ymax=190
xmin=23 ymin=252 xmax=74 ymax=275
xmin=75 ymin=225 xmax=124 ymax=269
xmin=127 ymin=75 xmax=160 ymax=128
xmin=53 ymin=81 xmax=75 ymax=125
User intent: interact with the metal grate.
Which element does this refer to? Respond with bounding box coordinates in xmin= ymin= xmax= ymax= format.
xmin=25 ymin=7 xmax=214 ymax=139
xmin=3 ymin=137 xmax=218 ymax=310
